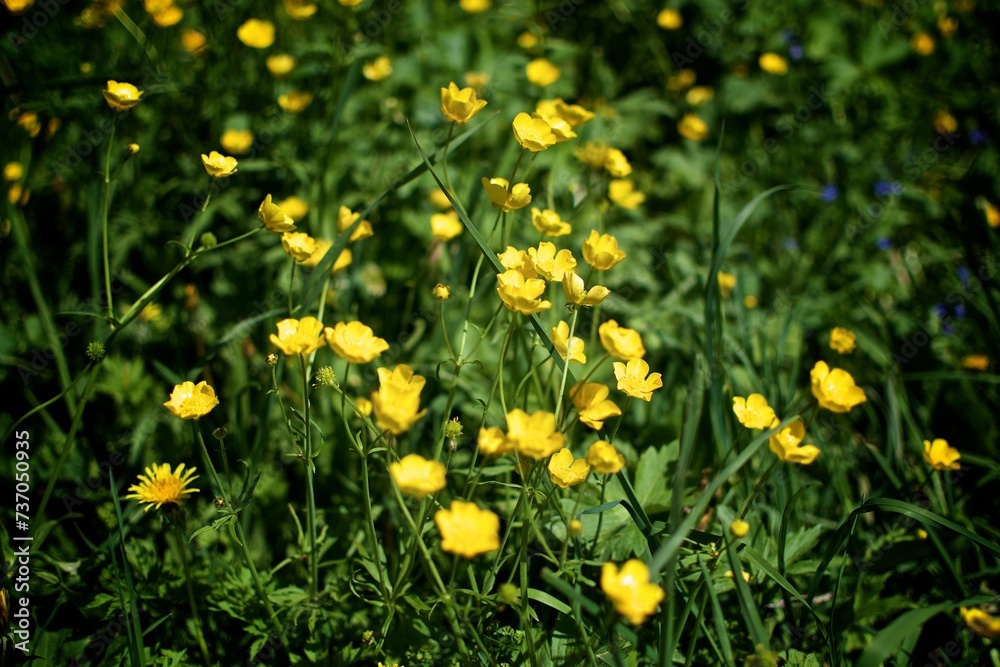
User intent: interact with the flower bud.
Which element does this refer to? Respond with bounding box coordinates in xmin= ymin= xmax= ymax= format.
xmin=433 ymin=283 xmax=451 ymax=300
xmin=568 ymin=518 xmax=583 ymax=536
xmin=199 ymin=232 xmax=217 ymax=248
xmin=266 ymin=353 xmax=279 ymax=366
xmin=313 ymin=365 xmax=337 ymax=388
xmin=444 ymin=417 xmax=463 ymax=439
xmin=498 ymin=582 xmax=520 ymax=605
xmin=730 ymin=518 xmax=750 ymax=539
xmin=86 ymin=341 xmax=106 ymax=362
xmin=212 ymin=427 xmax=228 ymax=440
xmin=127 ymin=143 xmax=140 ymax=155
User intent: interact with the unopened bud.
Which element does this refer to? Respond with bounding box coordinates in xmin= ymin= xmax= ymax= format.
xmin=127 ymin=143 xmax=140 ymax=155
xmin=212 ymin=427 xmax=228 ymax=440
xmin=199 ymin=232 xmax=217 ymax=248
xmin=266 ymin=353 xmax=278 ymax=366
xmin=86 ymin=341 xmax=106 ymax=362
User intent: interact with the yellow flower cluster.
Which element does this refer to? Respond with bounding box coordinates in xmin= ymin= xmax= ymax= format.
xmin=143 ymin=0 xmax=182 ymax=27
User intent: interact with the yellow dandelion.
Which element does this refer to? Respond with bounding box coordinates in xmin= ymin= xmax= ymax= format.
xmin=126 ymin=463 xmax=199 ymax=512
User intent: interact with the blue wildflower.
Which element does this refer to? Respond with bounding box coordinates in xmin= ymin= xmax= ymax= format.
xmin=970 ymin=129 xmax=987 ymax=145
xmin=955 ymin=303 xmax=967 ymax=319
xmin=876 ymin=237 xmax=891 ymax=251
xmin=821 ymin=185 xmax=837 ymax=202
xmin=789 ymin=43 xmax=803 ymax=60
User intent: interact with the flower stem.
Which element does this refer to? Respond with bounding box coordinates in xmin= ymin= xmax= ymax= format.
xmin=442 ymin=123 xmax=455 ymax=194
xmin=299 ymin=355 xmax=320 ymax=597
xmin=554 ymin=308 xmax=579 ymax=424
xmin=102 ymin=121 xmax=118 ymax=325
xmin=172 ymin=524 xmax=211 ymax=667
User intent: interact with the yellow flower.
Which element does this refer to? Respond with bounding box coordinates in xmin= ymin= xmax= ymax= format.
xmin=391 ymin=454 xmax=446 ymax=498
xmin=911 ymin=32 xmax=935 ymax=55
xmin=548 ymin=448 xmax=590 ymax=489
xmin=126 ymin=463 xmax=199 ymax=512
xmin=220 ymin=129 xmax=254 ymax=154
xmin=277 ymin=196 xmax=308 ymax=221
xmin=302 ymin=240 xmax=352 ymax=273
xmin=732 ymin=394 xmax=777 ymax=429
xmin=338 ymin=0 xmax=362 ymax=5
xmin=574 ymin=141 xmax=609 ymax=168
xmin=613 ymin=358 xmax=663 ymax=402
xmin=769 ymin=419 xmax=820 ymax=465
xmin=337 ymin=206 xmax=374 ymax=242
xmin=372 ymin=364 xmax=428 ymax=435
xmin=281 ymin=231 xmax=316 ymax=262
xmin=526 ymin=58 xmax=561 ymax=87
xmin=724 ymin=570 xmax=751 ymax=583
xmin=3 ymin=162 xmax=23 ymax=182
xmin=570 ymin=382 xmax=622 ymax=430
xmin=603 ymin=148 xmax=632 ymax=178
xmin=531 ymin=207 xmax=571 ymax=236
xmin=552 ymin=321 xmax=587 ymax=364
xmin=552 ymin=99 xmax=594 ymax=127
xmin=164 ymin=381 xmax=220 ymax=419
xmin=563 ymin=270 xmax=610 ymax=307
xmin=923 ymin=438 xmax=960 ymax=471
xmin=435 ymin=501 xmax=500 ymax=558
xmin=498 ymin=246 xmax=537 ymax=279
xmin=961 ymin=607 xmax=1000 ymax=640
xmin=529 ymin=241 xmax=576 ymax=281
xmin=440 ymin=82 xmax=488 ymax=125
xmin=433 ymin=284 xmax=451 ymax=300
xmin=278 ymin=91 xmax=313 ymax=113
xmin=464 ymin=71 xmax=490 ymax=92
xmin=482 ymin=177 xmax=532 ymax=211
xmin=362 ymin=55 xmax=393 ymax=82
xmin=512 ymin=112 xmax=557 ymax=152
xmin=934 ymin=110 xmax=957 ymax=135
xmin=324 ymin=321 xmax=388 ymax=364
xmin=678 ymin=114 xmax=709 ymax=140
xmin=146 ymin=0 xmax=182 ymax=27
xmin=201 ymin=151 xmax=238 ymax=178
xmin=686 ymin=86 xmax=714 ymax=106
xmin=431 ymin=210 xmax=463 ymax=241
xmin=601 ymin=559 xmax=664 ymax=625
xmin=284 ymin=0 xmax=317 ymax=19
xmin=538 ymin=113 xmax=576 ymax=142
xmin=102 ymin=80 xmax=142 ymax=111
xmin=730 ymin=519 xmax=749 ymax=538
xmin=354 ymin=397 xmax=373 ymax=417
xmin=666 ymin=68 xmax=697 ymax=91
xmin=269 ymin=317 xmax=325 ymax=356
xmin=656 ymin=8 xmax=683 ymax=29
xmin=460 ymin=0 xmax=490 ymax=11
xmin=429 ymin=188 xmax=452 ymax=209
xmin=938 ymin=15 xmax=958 ymax=37
xmin=257 ymin=195 xmax=296 ymax=233
xmin=608 ymin=179 xmax=646 ymax=210
xmin=568 ymin=518 xmax=583 ymax=536
xmin=3 ymin=0 xmax=34 ymax=14
xmin=497 ymin=270 xmax=551 ymax=315
xmin=506 ymin=409 xmax=564 ymax=460
xmin=478 ymin=426 xmax=512 ymax=456
xmin=181 ymin=29 xmax=207 ymax=55
xmin=267 ymin=54 xmax=296 ymax=76
xmin=962 ymin=354 xmax=990 ymax=371
xmin=718 ymin=271 xmax=736 ymax=297
xmin=587 ymin=440 xmax=625 ymax=473
xmin=829 ymin=327 xmax=856 ymax=354
xmin=810 ymin=361 xmax=867 ymax=413
xmin=237 ymin=19 xmax=275 ymax=48
xmin=980 ymin=199 xmax=1000 ymax=228
xmin=583 ymin=230 xmax=627 ymax=271
xmin=599 ymin=320 xmax=646 ymax=361
xmin=15 ymin=111 xmax=40 ymax=138
xmin=758 ymin=52 xmax=788 ymax=75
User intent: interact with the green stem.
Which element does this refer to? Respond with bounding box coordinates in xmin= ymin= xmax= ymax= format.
xmin=497 ymin=315 xmax=518 ymax=416
xmin=554 ymin=308 xmax=579 ymax=424
xmin=288 ymin=260 xmax=296 ymax=316
xmin=361 ymin=443 xmax=390 ymax=600
xmin=172 ymin=525 xmax=211 ymax=667
xmin=233 ymin=519 xmax=291 ymax=652
xmin=102 ymin=121 xmax=118 ymax=324
xmin=299 ymin=355 xmax=319 ymax=597
xmin=442 ymin=123 xmax=455 ymax=194
xmin=737 ymin=458 xmax=779 ymax=520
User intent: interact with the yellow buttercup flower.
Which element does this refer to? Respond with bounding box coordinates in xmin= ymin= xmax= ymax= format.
xmin=587 ymin=440 xmax=625 ymax=473
xmin=201 ymin=151 xmax=238 ymax=178
xmin=431 ymin=210 xmax=463 ymax=241
xmin=568 ymin=518 xmax=583 ymax=536
xmin=440 ymin=82 xmax=488 ymax=125
xmin=278 ymin=91 xmax=313 ymax=113
xmin=181 ymin=29 xmax=207 ymax=55
xmin=570 ymin=382 xmax=622 ymax=430
xmin=599 ymin=320 xmax=646 ymax=361
xmin=353 ymin=397 xmax=373 ymax=417
xmin=126 ymin=463 xmax=199 ymax=512
xmin=548 ymin=449 xmax=590 ymax=489
xmin=266 ymin=54 xmax=296 ymax=76
xmin=478 ymin=426 xmax=512 ymax=456
xmin=464 ymin=71 xmax=490 ymax=92
xmin=552 ymin=99 xmax=595 ymax=127
xmin=608 ymin=179 xmax=646 ymax=210
xmin=938 ymin=15 xmax=958 ymax=37
xmin=911 ymin=32 xmax=935 ymax=55
xmin=433 ymin=284 xmax=451 ymax=300
xmin=552 ymin=321 xmax=587 ymax=364
xmin=732 ymin=394 xmax=777 ymax=430
xmin=730 ymin=519 xmax=749 ymax=538
xmin=724 ymin=570 xmax=751 ymax=583
xmin=810 ymin=361 xmax=867 ymax=413
xmin=529 ymin=241 xmax=576 ymax=281
xmin=145 ymin=0 xmax=182 ymax=27
xmin=237 ymin=19 xmax=275 ymax=48
xmin=769 ymin=419 xmax=820 ymax=465
xmin=338 ymin=0 xmax=362 ymax=5
xmin=3 ymin=0 xmax=34 ymax=14
xmin=428 ymin=188 xmax=452 ymax=209
xmin=758 ymin=52 xmax=789 ymax=75
xmin=582 ymin=230 xmax=627 ymax=270
xmin=372 ymin=364 xmax=428 ymax=435
xmin=829 ymin=327 xmax=856 ymax=354
xmin=678 ymin=114 xmax=709 ymax=140
xmin=574 ymin=141 xmax=609 ymax=169
xmin=391 ymin=454 xmax=446 ymax=498
xmin=276 ymin=196 xmax=308 ymax=221
xmin=498 ymin=246 xmax=538 ymax=279
xmin=284 ymin=0 xmax=317 ymax=19
xmin=15 ymin=111 xmax=40 ymax=138
xmin=563 ymin=270 xmax=610 ymax=307
xmin=269 ymin=317 xmax=325 ymax=356
xmin=3 ymin=162 xmax=23 ymax=182
xmin=526 ymin=58 xmax=560 ymax=87
xmin=603 ymin=148 xmax=632 ymax=178
xmin=717 ymin=271 xmax=736 ymax=297
xmin=962 ymin=355 xmax=990 ymax=371
xmin=460 ymin=0 xmax=490 ymax=11
xmin=281 ymin=231 xmax=316 ymax=262
xmin=961 ymin=607 xmax=1000 ymax=640
xmin=102 ymin=80 xmax=142 ymax=111
xmin=497 ymin=270 xmax=551 ymax=315
xmin=657 ymin=8 xmax=683 ymax=29
xmin=164 ymin=381 xmax=220 ymax=419
xmin=482 ymin=177 xmax=532 ymax=211
xmin=506 ymin=409 xmax=564 ymax=460
xmin=258 ymin=195 xmax=296 ymax=233
xmin=531 ymin=207 xmax=571 ymax=236
xmin=980 ymin=199 xmax=1000 ymax=228
xmin=934 ymin=110 xmax=957 ymax=135
xmin=512 ymin=112 xmax=557 ymax=152
xmin=362 ymin=56 xmax=393 ymax=82
xmin=435 ymin=501 xmax=500 ymax=558
xmin=923 ymin=438 xmax=960 ymax=471
xmin=538 ymin=113 xmax=576 ymax=142
xmin=601 ymin=559 xmax=664 ymax=625
xmin=337 ymin=206 xmax=373 ymax=242
xmin=324 ymin=321 xmax=388 ymax=364
xmin=303 ymin=240 xmax=352 ymax=273
xmin=666 ymin=68 xmax=697 ymax=92
xmin=221 ymin=129 xmax=254 ymax=154
xmin=613 ymin=358 xmax=663 ymax=402
xmin=686 ymin=85 xmax=714 ymax=106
